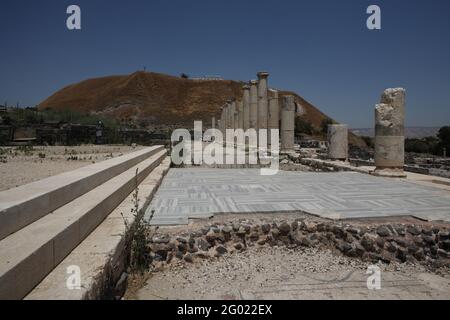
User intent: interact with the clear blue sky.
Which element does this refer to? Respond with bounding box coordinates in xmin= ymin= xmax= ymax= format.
xmin=1 ymin=0 xmax=449 ymax=128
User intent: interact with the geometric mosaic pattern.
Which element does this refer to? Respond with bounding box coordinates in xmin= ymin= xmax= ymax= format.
xmin=145 ymin=169 xmax=450 ymax=225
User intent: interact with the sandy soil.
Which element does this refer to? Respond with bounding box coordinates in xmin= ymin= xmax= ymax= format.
xmin=0 ymin=145 xmax=144 ymax=191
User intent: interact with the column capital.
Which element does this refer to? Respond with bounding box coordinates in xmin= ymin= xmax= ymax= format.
xmin=249 ymin=80 xmax=258 ymax=86
xmin=242 ymin=84 xmax=250 ymax=90
xmin=257 ymin=71 xmax=269 ymax=79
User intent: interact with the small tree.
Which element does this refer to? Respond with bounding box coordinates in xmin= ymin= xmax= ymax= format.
xmin=320 ymin=118 xmax=334 ymax=134
xmin=437 ymin=126 xmax=450 ymax=155
xmin=295 ymin=117 xmax=313 ymax=135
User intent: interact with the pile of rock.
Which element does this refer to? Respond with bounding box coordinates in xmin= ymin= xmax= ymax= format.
xmin=147 ymin=219 xmax=450 ymax=271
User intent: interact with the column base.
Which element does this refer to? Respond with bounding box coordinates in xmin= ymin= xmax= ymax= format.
xmin=371 ymin=167 xmax=407 ymax=178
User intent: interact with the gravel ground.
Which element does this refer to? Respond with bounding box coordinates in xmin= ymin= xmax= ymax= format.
xmin=0 ymin=145 xmax=144 ymax=191
xmin=126 ymin=213 xmax=450 ymax=300
xmin=129 ymin=245 xmax=450 ymax=300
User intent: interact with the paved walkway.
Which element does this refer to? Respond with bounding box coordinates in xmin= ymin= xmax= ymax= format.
xmin=240 ymin=271 xmax=450 ymax=300
xmin=145 ymin=169 xmax=450 ymax=225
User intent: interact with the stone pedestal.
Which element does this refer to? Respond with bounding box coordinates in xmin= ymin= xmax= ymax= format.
xmin=249 ymin=80 xmax=258 ymax=130
xmin=257 ymin=72 xmax=269 ymax=132
xmin=327 ymin=124 xmax=348 ymax=161
xmin=243 ymin=85 xmax=250 ymax=131
xmin=374 ymin=88 xmax=406 ymax=177
xmin=268 ymin=89 xmax=279 ymax=146
xmin=281 ymin=95 xmax=295 ymax=153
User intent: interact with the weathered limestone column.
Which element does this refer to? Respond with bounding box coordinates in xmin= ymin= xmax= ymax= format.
xmin=327 ymin=124 xmax=348 ymax=161
xmin=231 ymin=100 xmax=237 ymax=130
xmin=237 ymin=100 xmax=244 ymax=129
xmin=217 ymin=119 xmax=222 ymax=141
xmin=243 ymin=85 xmax=250 ymax=131
xmin=374 ymin=88 xmax=406 ymax=177
xmin=221 ymin=106 xmax=226 ymax=133
xmin=257 ymin=72 xmax=269 ymax=132
xmin=281 ymin=95 xmax=295 ymax=153
xmin=249 ymin=80 xmax=258 ymax=130
xmin=223 ymin=104 xmax=228 ymax=130
xmin=226 ymin=101 xmax=232 ymax=129
xmin=268 ymin=89 xmax=279 ymax=147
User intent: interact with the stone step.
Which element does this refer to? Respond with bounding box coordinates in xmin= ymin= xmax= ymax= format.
xmin=0 ymin=146 xmax=164 ymax=241
xmin=0 ymin=149 xmax=167 ymax=300
xmin=25 ymin=157 xmax=171 ymax=300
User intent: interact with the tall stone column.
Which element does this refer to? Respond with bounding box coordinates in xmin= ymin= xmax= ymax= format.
xmin=242 ymin=85 xmax=250 ymax=131
xmin=237 ymin=100 xmax=244 ymax=129
xmin=230 ymin=100 xmax=237 ymax=130
xmin=257 ymin=72 xmax=269 ymax=132
xmin=327 ymin=124 xmax=348 ymax=161
xmin=268 ymin=89 xmax=279 ymax=146
xmin=226 ymin=101 xmax=232 ymax=129
xmin=281 ymin=95 xmax=295 ymax=153
xmin=374 ymin=88 xmax=406 ymax=177
xmin=249 ymin=80 xmax=258 ymax=130
xmin=223 ymin=104 xmax=227 ymax=130
xmin=221 ymin=106 xmax=226 ymax=133
xmin=217 ymin=119 xmax=222 ymax=141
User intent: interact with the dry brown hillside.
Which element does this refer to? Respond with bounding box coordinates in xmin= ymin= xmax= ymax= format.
xmin=38 ymin=71 xmax=366 ymax=147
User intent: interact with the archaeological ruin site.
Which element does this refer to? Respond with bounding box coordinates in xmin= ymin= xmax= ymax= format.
xmin=1 ymin=0 xmax=450 ymax=305
xmin=1 ymin=70 xmax=449 ymax=301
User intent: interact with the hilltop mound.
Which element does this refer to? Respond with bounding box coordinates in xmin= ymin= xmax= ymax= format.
xmin=38 ymin=71 xmax=365 ymax=146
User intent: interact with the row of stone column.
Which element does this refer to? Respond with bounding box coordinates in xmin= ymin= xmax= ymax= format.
xmin=218 ymin=72 xmax=295 ymax=153
xmin=326 ymin=87 xmax=406 ymax=177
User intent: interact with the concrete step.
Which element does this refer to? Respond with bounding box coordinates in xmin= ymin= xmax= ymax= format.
xmin=0 ymin=149 xmax=167 ymax=300
xmin=0 ymin=146 xmax=164 ymax=241
xmin=25 ymin=157 xmax=171 ymax=300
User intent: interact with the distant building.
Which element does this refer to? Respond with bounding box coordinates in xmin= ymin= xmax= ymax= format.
xmin=191 ymin=76 xmax=223 ymax=81
xmin=0 ymin=105 xmax=6 ymax=113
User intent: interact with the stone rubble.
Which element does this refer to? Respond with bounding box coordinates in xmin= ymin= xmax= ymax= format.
xmin=147 ymin=218 xmax=450 ymax=273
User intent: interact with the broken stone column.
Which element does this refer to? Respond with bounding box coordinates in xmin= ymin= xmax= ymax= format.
xmin=327 ymin=124 xmax=348 ymax=161
xmin=257 ymin=72 xmax=269 ymax=132
xmin=268 ymin=89 xmax=279 ymax=147
xmin=249 ymin=80 xmax=258 ymax=130
xmin=374 ymin=88 xmax=406 ymax=177
xmin=281 ymin=95 xmax=295 ymax=153
xmin=242 ymin=85 xmax=250 ymax=131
